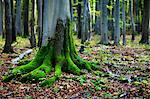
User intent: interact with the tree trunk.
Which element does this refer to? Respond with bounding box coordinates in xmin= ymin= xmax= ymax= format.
xmin=139 ymin=0 xmax=150 ymax=44
xmin=37 ymin=0 xmax=43 ymax=47
xmin=29 ymin=0 xmax=36 ymax=48
xmin=15 ymin=0 xmax=22 ymax=36
xmin=81 ymin=0 xmax=90 ymax=43
xmin=11 ymin=0 xmax=16 ymax=42
xmin=114 ymin=0 xmax=120 ymax=45
xmin=77 ymin=0 xmax=82 ymax=39
xmin=129 ymin=0 xmax=136 ymax=42
xmin=23 ymin=0 xmax=29 ymax=37
xmin=122 ymin=0 xmax=126 ymax=45
xmin=101 ymin=0 xmax=109 ymax=45
xmin=3 ymin=0 xmax=97 ymax=87
xmin=0 ymin=0 xmax=3 ymax=35
xmin=3 ymin=0 xmax=13 ymax=53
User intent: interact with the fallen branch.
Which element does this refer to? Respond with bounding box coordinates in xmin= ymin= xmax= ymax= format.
xmin=12 ymin=49 xmax=33 ymax=64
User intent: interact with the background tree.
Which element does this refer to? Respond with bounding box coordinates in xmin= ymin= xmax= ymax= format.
xmin=0 ymin=0 xmax=3 ymax=35
xmin=122 ymin=0 xmax=126 ymax=45
xmin=37 ymin=0 xmax=43 ymax=47
xmin=114 ymin=0 xmax=120 ymax=45
xmin=29 ymin=0 xmax=36 ymax=48
xmin=77 ymin=0 xmax=82 ymax=39
xmin=100 ymin=0 xmax=109 ymax=45
xmin=15 ymin=0 xmax=22 ymax=36
xmin=81 ymin=0 xmax=90 ymax=43
xmin=139 ymin=0 xmax=150 ymax=44
xmin=129 ymin=0 xmax=136 ymax=42
xmin=11 ymin=0 xmax=16 ymax=42
xmin=23 ymin=0 xmax=29 ymax=37
xmin=3 ymin=0 xmax=13 ymax=53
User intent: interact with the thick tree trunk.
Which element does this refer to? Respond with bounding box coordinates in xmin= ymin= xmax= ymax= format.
xmin=3 ymin=0 xmax=13 ymax=53
xmin=15 ymin=0 xmax=22 ymax=36
xmin=3 ymin=0 xmax=98 ymax=87
xmin=0 ymin=0 xmax=3 ymax=35
xmin=23 ymin=0 xmax=29 ymax=37
xmin=139 ymin=0 xmax=150 ymax=44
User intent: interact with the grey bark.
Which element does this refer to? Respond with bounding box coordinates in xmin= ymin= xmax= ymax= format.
xmin=37 ymin=0 xmax=43 ymax=47
xmin=42 ymin=0 xmax=70 ymax=46
xmin=101 ymin=0 xmax=109 ymax=45
xmin=29 ymin=0 xmax=36 ymax=48
xmin=81 ymin=0 xmax=90 ymax=43
xmin=129 ymin=0 xmax=136 ymax=41
xmin=114 ymin=0 xmax=120 ymax=45
xmin=15 ymin=0 xmax=22 ymax=36
xmin=3 ymin=0 xmax=13 ymax=53
xmin=122 ymin=0 xmax=126 ymax=45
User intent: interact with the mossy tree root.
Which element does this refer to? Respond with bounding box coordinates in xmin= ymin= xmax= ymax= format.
xmin=3 ymin=18 xmax=98 ymax=87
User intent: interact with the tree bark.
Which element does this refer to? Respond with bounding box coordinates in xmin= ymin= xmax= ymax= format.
xmin=122 ymin=0 xmax=126 ymax=45
xmin=29 ymin=0 xmax=36 ymax=48
xmin=3 ymin=0 xmax=13 ymax=53
xmin=101 ymin=0 xmax=109 ymax=45
xmin=0 ymin=0 xmax=3 ymax=35
xmin=23 ymin=0 xmax=29 ymax=37
xmin=15 ymin=0 xmax=22 ymax=36
xmin=37 ymin=0 xmax=43 ymax=47
xmin=114 ymin=0 xmax=120 ymax=45
xmin=77 ymin=0 xmax=82 ymax=39
xmin=129 ymin=0 xmax=136 ymax=42
xmin=139 ymin=0 xmax=150 ymax=44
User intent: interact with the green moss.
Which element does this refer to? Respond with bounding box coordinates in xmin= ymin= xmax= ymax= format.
xmin=40 ymin=76 xmax=57 ymax=87
xmin=66 ymin=53 xmax=81 ymax=75
xmin=12 ymin=46 xmax=48 ymax=75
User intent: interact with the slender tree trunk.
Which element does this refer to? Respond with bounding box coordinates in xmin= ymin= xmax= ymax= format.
xmin=0 ymin=0 xmax=3 ymax=35
xmin=130 ymin=0 xmax=136 ymax=41
xmin=29 ymin=0 xmax=36 ymax=48
xmin=95 ymin=0 xmax=102 ymax=35
xmin=11 ymin=0 xmax=16 ymax=42
xmin=111 ymin=0 xmax=115 ymax=40
xmin=122 ymin=0 xmax=126 ymax=45
xmin=15 ymin=0 xmax=22 ymax=36
xmin=37 ymin=0 xmax=43 ymax=47
xmin=77 ymin=0 xmax=82 ymax=39
xmin=3 ymin=0 xmax=13 ymax=53
xmin=81 ymin=0 xmax=89 ymax=43
xmin=23 ymin=0 xmax=29 ymax=37
xmin=139 ymin=0 xmax=150 ymax=44
xmin=101 ymin=0 xmax=109 ymax=45
xmin=114 ymin=0 xmax=120 ymax=45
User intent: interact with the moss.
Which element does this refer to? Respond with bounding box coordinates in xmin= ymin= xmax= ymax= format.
xmin=12 ymin=46 xmax=48 ymax=75
xmin=40 ymin=76 xmax=57 ymax=87
xmin=3 ymin=18 xmax=97 ymax=87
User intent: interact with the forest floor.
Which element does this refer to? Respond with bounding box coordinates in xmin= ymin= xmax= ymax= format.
xmin=0 ymin=35 xmax=150 ymax=98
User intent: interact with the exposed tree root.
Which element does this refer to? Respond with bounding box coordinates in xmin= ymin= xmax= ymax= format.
xmin=3 ymin=19 xmax=98 ymax=87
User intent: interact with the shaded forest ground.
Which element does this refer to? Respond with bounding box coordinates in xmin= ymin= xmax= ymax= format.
xmin=0 ymin=35 xmax=150 ymax=98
